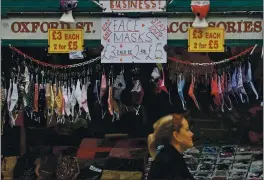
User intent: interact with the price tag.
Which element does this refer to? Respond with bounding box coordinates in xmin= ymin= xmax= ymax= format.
xmin=48 ymin=29 xmax=84 ymax=53
xmin=188 ymin=27 xmax=225 ymax=52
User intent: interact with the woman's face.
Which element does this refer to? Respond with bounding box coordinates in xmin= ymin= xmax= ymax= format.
xmin=173 ymin=119 xmax=194 ymax=151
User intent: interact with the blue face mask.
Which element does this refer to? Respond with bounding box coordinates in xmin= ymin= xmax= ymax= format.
xmin=246 ymin=62 xmax=259 ymax=100
xmin=237 ymin=66 xmax=249 ymax=103
xmin=177 ymin=74 xmax=186 ymax=110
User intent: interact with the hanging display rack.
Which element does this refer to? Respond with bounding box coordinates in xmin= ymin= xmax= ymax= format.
xmin=9 ymin=45 xmax=255 ymax=69
xmin=168 ymin=46 xmax=254 ymax=66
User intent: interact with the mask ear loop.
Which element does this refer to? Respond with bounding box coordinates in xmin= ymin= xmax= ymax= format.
xmin=134 ymin=105 xmax=141 ymax=115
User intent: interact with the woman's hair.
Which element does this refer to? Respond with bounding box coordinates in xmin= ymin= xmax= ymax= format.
xmin=148 ymin=114 xmax=184 ymax=158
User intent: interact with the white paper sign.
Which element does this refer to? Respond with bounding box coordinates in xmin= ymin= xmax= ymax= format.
xmin=101 ymin=18 xmax=167 ymax=63
xmin=100 ymin=0 xmax=166 ymax=12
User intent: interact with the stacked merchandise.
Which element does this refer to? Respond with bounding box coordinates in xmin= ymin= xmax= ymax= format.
xmin=183 ymin=145 xmax=263 ymax=180
xmin=76 ymin=138 xmax=148 ymax=180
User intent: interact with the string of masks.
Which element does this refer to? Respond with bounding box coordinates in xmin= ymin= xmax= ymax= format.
xmin=1 ymin=45 xmax=259 ymax=128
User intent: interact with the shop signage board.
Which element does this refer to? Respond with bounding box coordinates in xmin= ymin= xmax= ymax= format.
xmin=188 ymin=27 xmax=225 ymax=52
xmin=101 ymin=17 xmax=167 ymax=63
xmin=1 ymin=17 xmax=262 ymax=40
xmin=100 ymin=0 xmax=166 ymax=12
xmin=48 ymin=29 xmax=84 ymax=53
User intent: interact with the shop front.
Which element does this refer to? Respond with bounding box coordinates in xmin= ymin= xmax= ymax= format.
xmin=1 ymin=16 xmax=263 ymax=47
xmin=1 ymin=0 xmax=263 ymax=179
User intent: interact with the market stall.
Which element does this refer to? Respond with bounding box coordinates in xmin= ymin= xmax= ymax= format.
xmin=1 ymin=0 xmax=263 ymax=179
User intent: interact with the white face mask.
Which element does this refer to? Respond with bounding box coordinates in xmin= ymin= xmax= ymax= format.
xmin=151 ymin=67 xmax=161 ymax=80
xmin=7 ymin=79 xmax=12 ymax=111
xmin=9 ymin=81 xmax=18 ymax=112
xmin=65 ymin=86 xmax=71 ymax=116
xmin=131 ymin=80 xmax=142 ymax=93
xmin=113 ymin=74 xmax=126 ymax=100
xmin=70 ymin=84 xmax=77 ymax=120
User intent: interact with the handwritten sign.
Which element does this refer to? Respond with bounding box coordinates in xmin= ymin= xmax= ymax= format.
xmin=101 ymin=18 xmax=167 ymax=63
xmin=100 ymin=0 xmax=166 ymax=12
xmin=48 ymin=29 xmax=84 ymax=53
xmin=188 ymin=27 xmax=225 ymax=52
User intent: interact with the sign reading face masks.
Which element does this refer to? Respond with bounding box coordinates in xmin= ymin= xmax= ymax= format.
xmin=101 ymin=18 xmax=167 ymax=63
xmin=48 ymin=29 xmax=84 ymax=53
xmin=100 ymin=0 xmax=166 ymax=12
xmin=188 ymin=27 xmax=225 ymax=52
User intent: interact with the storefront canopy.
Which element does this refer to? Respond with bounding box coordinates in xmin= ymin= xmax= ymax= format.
xmin=2 ymin=0 xmax=263 ymax=16
xmin=1 ymin=0 xmax=263 ymax=47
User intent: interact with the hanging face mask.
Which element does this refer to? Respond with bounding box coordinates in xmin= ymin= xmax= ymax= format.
xmin=7 ymin=79 xmax=12 ymax=112
xmin=34 ymin=82 xmax=39 ymax=112
xmin=237 ymin=65 xmax=249 ymax=103
xmin=1 ymin=86 xmax=5 ymax=111
xmin=93 ymin=80 xmax=100 ymax=103
xmin=217 ymin=75 xmax=225 ymax=112
xmin=70 ymin=84 xmax=77 ymax=122
xmin=177 ymin=74 xmax=187 ymax=110
xmin=81 ymin=84 xmax=91 ymax=121
xmin=227 ymin=72 xmax=238 ymax=104
xmin=131 ymin=80 xmax=144 ymax=105
xmin=151 ymin=67 xmax=161 ymax=93
xmin=100 ymin=74 xmax=107 ymax=103
xmin=65 ymin=86 xmax=71 ymax=116
xmin=159 ymin=69 xmax=168 ymax=93
xmin=113 ymin=73 xmax=126 ymax=101
xmin=47 ymin=83 xmax=55 ymax=124
xmin=9 ymin=81 xmax=18 ymax=113
xmin=38 ymin=84 xmax=46 ymax=113
xmin=74 ymin=80 xmax=82 ymax=109
xmin=24 ymin=67 xmax=30 ymax=94
xmin=55 ymin=86 xmax=63 ymax=116
xmin=9 ymin=80 xmax=19 ymax=126
xmin=246 ymin=62 xmax=259 ymax=100
xmin=224 ymin=73 xmax=233 ymax=111
xmin=211 ymin=73 xmax=221 ymax=109
xmin=45 ymin=83 xmax=51 ymax=110
xmin=107 ymin=78 xmax=114 ymax=116
xmin=151 ymin=67 xmax=160 ymax=80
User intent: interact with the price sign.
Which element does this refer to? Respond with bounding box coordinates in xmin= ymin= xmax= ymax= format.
xmin=101 ymin=18 xmax=167 ymax=63
xmin=188 ymin=27 xmax=225 ymax=52
xmin=48 ymin=29 xmax=84 ymax=53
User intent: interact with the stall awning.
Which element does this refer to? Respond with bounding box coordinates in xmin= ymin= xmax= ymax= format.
xmin=2 ymin=0 xmax=263 ymax=16
xmin=167 ymin=0 xmax=263 ymax=12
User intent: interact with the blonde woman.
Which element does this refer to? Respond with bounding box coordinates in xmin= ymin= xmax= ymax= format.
xmin=147 ymin=114 xmax=195 ymax=180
